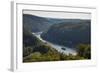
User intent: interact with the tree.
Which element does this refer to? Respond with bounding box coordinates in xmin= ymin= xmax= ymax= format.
xmin=23 ymin=47 xmax=33 ymax=57
xmin=77 ymin=44 xmax=91 ymax=59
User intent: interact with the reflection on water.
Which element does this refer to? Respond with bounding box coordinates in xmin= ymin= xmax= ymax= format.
xmin=32 ymin=32 xmax=77 ymax=55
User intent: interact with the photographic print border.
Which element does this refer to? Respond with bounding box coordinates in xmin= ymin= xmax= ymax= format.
xmin=11 ymin=1 xmax=97 ymax=71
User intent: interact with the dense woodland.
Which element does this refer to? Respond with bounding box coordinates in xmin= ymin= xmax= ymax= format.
xmin=23 ymin=14 xmax=91 ymax=62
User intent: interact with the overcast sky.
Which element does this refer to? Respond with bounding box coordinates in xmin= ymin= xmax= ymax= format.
xmin=23 ymin=10 xmax=91 ymax=19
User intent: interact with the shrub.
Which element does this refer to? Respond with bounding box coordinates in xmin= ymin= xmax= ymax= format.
xmin=76 ymin=44 xmax=91 ymax=59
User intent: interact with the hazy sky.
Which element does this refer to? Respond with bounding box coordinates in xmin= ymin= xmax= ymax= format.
xmin=23 ymin=10 xmax=91 ymax=19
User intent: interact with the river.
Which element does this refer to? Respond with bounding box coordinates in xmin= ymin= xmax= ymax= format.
xmin=32 ymin=32 xmax=77 ymax=55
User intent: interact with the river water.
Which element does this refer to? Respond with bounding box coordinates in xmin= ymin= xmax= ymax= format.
xmin=32 ymin=32 xmax=77 ymax=55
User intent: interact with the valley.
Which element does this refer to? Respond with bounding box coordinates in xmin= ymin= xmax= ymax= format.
xmin=32 ymin=32 xmax=77 ymax=55
xmin=23 ymin=14 xmax=91 ymax=62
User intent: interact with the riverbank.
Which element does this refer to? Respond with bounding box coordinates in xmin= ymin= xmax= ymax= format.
xmin=32 ymin=32 xmax=77 ymax=55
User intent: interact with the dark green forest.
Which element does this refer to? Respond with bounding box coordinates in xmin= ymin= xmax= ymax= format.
xmin=23 ymin=14 xmax=91 ymax=62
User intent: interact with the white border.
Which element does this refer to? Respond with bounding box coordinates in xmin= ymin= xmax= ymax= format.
xmin=11 ymin=1 xmax=97 ymax=72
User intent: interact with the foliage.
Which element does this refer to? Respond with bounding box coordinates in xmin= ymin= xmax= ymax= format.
xmin=23 ymin=14 xmax=91 ymax=62
xmin=23 ymin=46 xmax=33 ymax=57
xmin=23 ymin=23 xmax=91 ymax=62
xmin=23 ymin=43 xmax=91 ymax=62
xmin=76 ymin=44 xmax=91 ymax=59
xmin=23 ymin=44 xmax=61 ymax=62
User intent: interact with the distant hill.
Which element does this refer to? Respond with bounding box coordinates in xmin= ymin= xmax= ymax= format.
xmin=23 ymin=14 xmax=66 ymax=32
xmin=41 ymin=20 xmax=91 ymax=48
xmin=23 ymin=14 xmax=83 ymax=32
xmin=23 ymin=14 xmax=51 ymax=32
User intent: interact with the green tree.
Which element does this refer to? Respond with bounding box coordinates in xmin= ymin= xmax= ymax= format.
xmin=77 ymin=44 xmax=91 ymax=59
xmin=23 ymin=47 xmax=33 ymax=57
